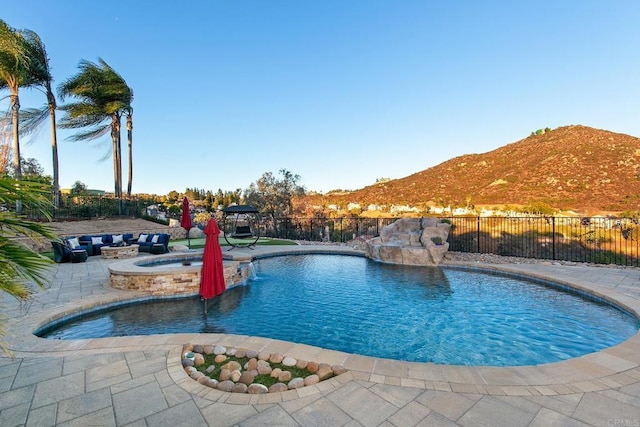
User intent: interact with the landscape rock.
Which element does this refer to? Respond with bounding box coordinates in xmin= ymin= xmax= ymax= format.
xmin=270 ymin=368 xmax=282 ymax=378
xmin=238 ymin=371 xmax=256 ymax=385
xmin=193 ymin=353 xmax=205 ymax=366
xmin=246 ymin=358 xmax=258 ymax=371
xmin=268 ymin=383 xmax=289 ymax=393
xmin=221 ymin=361 xmax=241 ymax=371
xmin=278 ymin=371 xmax=292 ymax=382
xmin=219 ymin=369 xmax=231 ymax=382
xmin=316 ymin=364 xmax=333 ymax=380
xmin=304 ymin=375 xmax=320 ymax=386
xmin=185 ymin=343 xmax=350 ymax=394
xmin=257 ymin=365 xmax=273 ymax=375
xmin=190 ymin=371 xmax=205 ymax=380
xmin=217 ymin=380 xmax=235 ymax=392
xmin=269 ymin=353 xmax=284 ymax=363
xmin=288 ymin=377 xmax=305 ymax=389
xmin=232 ymin=383 xmax=248 ymax=393
xmin=247 ymin=384 xmax=269 ymax=394
xmin=245 ymin=350 xmax=259 ymax=359
xmin=282 ymin=356 xmax=297 ymax=367
xmin=204 ymin=378 xmax=218 ymax=388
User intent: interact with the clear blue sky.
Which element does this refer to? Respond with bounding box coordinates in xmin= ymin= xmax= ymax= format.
xmin=3 ymin=1 xmax=640 ymax=196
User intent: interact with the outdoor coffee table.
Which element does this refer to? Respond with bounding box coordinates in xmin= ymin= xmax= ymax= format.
xmin=100 ymin=244 xmax=139 ymax=260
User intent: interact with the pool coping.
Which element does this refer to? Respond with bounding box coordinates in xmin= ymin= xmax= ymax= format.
xmin=7 ymin=245 xmax=640 ymax=404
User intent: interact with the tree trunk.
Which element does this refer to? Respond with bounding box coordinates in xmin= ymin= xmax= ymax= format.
xmin=10 ymin=93 xmax=22 ymax=214
xmin=126 ymin=113 xmax=133 ymax=198
xmin=111 ymin=113 xmax=122 ymax=198
xmin=48 ymin=89 xmax=60 ymax=209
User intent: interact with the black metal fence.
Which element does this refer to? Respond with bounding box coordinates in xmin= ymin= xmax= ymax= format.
xmin=445 ymin=216 xmax=640 ymax=267
xmin=255 ymin=215 xmax=640 ymax=267
xmin=22 ymin=196 xmax=640 ymax=266
xmin=24 ymin=195 xmax=149 ymax=221
xmin=254 ymin=217 xmax=397 ymax=243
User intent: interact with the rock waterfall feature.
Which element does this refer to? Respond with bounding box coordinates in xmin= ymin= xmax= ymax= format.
xmin=364 ymin=218 xmax=451 ymax=266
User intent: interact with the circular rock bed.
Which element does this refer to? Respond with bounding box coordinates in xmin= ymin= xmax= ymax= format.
xmin=182 ymin=343 xmax=348 ymax=394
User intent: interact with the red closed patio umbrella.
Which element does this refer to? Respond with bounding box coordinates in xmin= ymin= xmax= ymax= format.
xmin=180 ymin=197 xmax=193 ymax=248
xmin=200 ymin=218 xmax=226 ymax=313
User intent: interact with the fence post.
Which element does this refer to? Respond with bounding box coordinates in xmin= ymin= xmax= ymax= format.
xmin=476 ymin=216 xmax=480 ymax=253
xmin=552 ymin=217 xmax=556 ymax=260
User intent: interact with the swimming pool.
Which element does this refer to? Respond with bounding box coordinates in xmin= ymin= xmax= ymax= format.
xmin=37 ymin=254 xmax=639 ymax=366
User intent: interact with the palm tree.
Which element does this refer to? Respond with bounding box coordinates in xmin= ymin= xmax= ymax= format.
xmin=125 ymin=107 xmax=133 ymax=198
xmin=17 ymin=29 xmax=61 ymax=208
xmin=0 ymin=176 xmax=55 ymax=354
xmin=58 ymin=58 xmax=133 ymax=200
xmin=0 ymin=20 xmax=30 ymax=213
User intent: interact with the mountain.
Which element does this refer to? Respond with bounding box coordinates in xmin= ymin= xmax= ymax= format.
xmin=304 ymin=125 xmax=640 ymax=214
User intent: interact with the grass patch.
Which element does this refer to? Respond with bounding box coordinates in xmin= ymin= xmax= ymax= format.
xmin=170 ymin=237 xmax=297 ymax=250
xmin=195 ymin=354 xmax=327 ymax=388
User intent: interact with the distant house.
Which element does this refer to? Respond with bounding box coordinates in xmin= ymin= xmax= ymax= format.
xmin=390 ymin=205 xmax=420 ymax=214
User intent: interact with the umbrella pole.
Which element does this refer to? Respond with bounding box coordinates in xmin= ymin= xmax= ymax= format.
xmin=204 ymin=299 xmax=207 ymax=315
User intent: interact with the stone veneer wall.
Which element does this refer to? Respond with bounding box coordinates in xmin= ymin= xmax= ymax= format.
xmin=110 ymin=261 xmax=247 ymax=296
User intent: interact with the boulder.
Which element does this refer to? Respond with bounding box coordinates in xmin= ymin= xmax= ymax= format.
xmin=365 ymin=218 xmax=450 ymax=266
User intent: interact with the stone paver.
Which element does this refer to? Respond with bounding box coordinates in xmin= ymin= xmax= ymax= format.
xmin=0 ymin=245 xmax=639 ymax=426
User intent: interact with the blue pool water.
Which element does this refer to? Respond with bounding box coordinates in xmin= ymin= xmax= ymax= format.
xmin=38 ymin=255 xmax=639 ymax=366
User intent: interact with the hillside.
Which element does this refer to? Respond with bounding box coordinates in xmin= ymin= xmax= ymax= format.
xmin=303 ymin=125 xmax=640 ymax=214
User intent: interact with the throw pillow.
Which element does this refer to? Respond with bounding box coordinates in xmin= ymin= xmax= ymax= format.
xmin=151 ymin=234 xmax=160 ymax=243
xmin=112 ymin=234 xmax=124 ymax=244
xmin=66 ymin=237 xmax=80 ymax=249
xmin=138 ymin=233 xmax=148 ymax=243
xmin=91 ymin=236 xmax=103 ymax=245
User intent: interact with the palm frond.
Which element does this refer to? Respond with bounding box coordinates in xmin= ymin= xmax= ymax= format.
xmin=0 ymin=178 xmax=54 ymax=220
xmin=64 ymin=126 xmax=110 ymax=141
xmin=0 ymin=235 xmax=52 ymax=296
xmin=18 ymin=106 xmax=48 ymax=137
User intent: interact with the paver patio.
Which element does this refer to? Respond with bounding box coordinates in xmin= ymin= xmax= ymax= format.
xmin=0 ymin=245 xmax=638 ymax=426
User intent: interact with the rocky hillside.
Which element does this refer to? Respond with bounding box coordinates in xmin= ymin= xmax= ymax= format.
xmin=304 ymin=125 xmax=640 ymax=213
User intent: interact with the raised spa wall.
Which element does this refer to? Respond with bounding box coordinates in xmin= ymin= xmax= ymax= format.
xmin=108 ymin=251 xmax=250 ymax=296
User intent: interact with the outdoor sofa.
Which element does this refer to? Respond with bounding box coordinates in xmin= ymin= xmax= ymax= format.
xmin=78 ymin=233 xmax=134 ymax=256
xmin=127 ymin=233 xmax=170 ymax=254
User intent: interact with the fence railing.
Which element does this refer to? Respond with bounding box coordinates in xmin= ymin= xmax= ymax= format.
xmin=444 ymin=216 xmax=640 ymax=267
xmin=24 ymin=195 xmax=149 ymax=221
xmin=255 ymin=215 xmax=640 ymax=267
xmin=22 ymin=198 xmax=640 ymax=266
